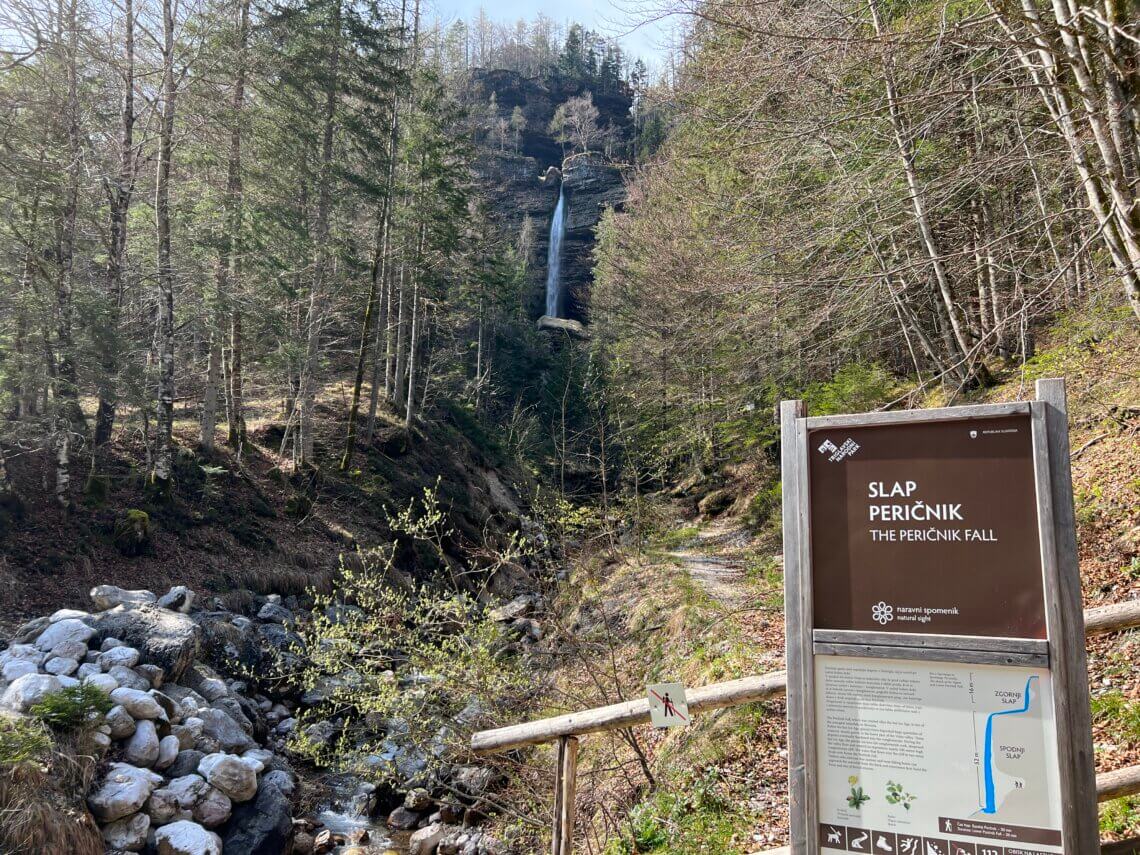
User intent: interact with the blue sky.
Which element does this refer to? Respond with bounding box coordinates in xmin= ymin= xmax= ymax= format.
xmin=428 ymin=0 xmax=676 ymax=71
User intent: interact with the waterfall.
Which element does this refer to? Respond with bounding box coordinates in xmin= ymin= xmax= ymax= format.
xmin=545 ymin=185 xmax=566 ymax=318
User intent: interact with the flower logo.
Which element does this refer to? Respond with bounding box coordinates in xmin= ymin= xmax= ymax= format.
xmin=872 ymin=601 xmax=894 ymax=625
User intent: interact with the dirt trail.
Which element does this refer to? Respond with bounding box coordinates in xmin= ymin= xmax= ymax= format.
xmin=668 ymin=518 xmax=754 ymax=608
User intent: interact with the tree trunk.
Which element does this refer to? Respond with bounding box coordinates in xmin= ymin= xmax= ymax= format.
xmin=202 ymin=0 xmax=251 ymax=453
xmin=869 ymin=0 xmax=989 ymax=384
xmin=152 ymin=0 xmax=177 ymax=492
xmin=341 ymin=1 xmax=405 ymax=468
xmin=993 ymin=0 xmax=1140 ymax=320
xmin=391 ymin=263 xmax=408 ymax=409
xmin=404 ymin=283 xmax=420 ymax=430
xmin=56 ymin=0 xmax=81 ymax=416
xmin=228 ymin=310 xmax=246 ymax=450
xmin=95 ymin=0 xmax=136 ymax=446
xmin=15 ymin=192 xmax=41 ymax=419
xmin=299 ymin=0 xmax=341 ymax=468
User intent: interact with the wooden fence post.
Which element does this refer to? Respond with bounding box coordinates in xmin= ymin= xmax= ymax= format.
xmin=558 ymin=736 xmax=579 ymax=855
xmin=551 ymin=736 xmax=580 ymax=855
xmin=551 ymin=737 xmax=566 ymax=855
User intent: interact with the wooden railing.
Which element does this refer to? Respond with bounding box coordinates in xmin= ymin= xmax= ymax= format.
xmin=471 ymin=599 xmax=1140 ymax=854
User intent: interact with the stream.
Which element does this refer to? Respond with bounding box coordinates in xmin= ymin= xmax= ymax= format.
xmin=316 ymin=806 xmax=411 ymax=853
xmin=314 ymin=774 xmax=412 ymax=853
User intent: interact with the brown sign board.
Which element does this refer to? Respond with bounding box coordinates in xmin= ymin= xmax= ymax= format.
xmin=808 ymin=414 xmax=1047 ymax=638
xmin=782 ymin=384 xmax=1100 ymax=855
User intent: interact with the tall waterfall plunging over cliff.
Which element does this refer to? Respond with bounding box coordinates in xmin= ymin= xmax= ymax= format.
xmin=545 ymin=185 xmax=567 ymax=318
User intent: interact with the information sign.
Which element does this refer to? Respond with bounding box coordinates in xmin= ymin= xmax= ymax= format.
xmin=809 ymin=415 xmax=1046 ymax=638
xmin=780 ymin=381 xmax=1098 ymax=855
xmin=816 ymin=656 xmax=1062 ymax=853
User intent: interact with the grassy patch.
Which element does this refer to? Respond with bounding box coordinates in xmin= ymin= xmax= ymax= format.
xmin=603 ymin=768 xmax=752 ymax=855
xmin=655 ymin=525 xmax=699 ymax=551
xmin=1100 ymin=795 xmax=1140 ymax=837
xmin=1090 ymin=690 xmax=1140 ymax=746
xmin=0 ymin=716 xmax=53 ymax=766
xmin=743 ymin=550 xmax=784 ymax=610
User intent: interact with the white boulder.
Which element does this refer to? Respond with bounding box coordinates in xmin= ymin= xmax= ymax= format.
xmin=124 ymin=719 xmax=160 ymax=767
xmin=192 ymin=786 xmax=231 ymax=828
xmin=48 ymin=608 xmax=90 ymax=623
xmin=2 ymin=659 xmax=39 ymax=682
xmin=84 ymin=672 xmax=119 ymax=695
xmin=198 ymin=753 xmax=258 ymax=802
xmin=87 ymin=762 xmax=163 ymax=822
xmin=99 ymin=646 xmax=141 ymax=670
xmin=155 ymin=820 xmax=222 ymax=855
xmin=90 ymin=585 xmax=157 ymax=611
xmin=101 ymin=811 xmax=150 ymax=851
xmin=166 ymin=774 xmax=209 ymax=809
xmin=109 ymin=664 xmax=151 ymax=691
xmin=0 ymin=673 xmax=61 ymax=712
xmin=33 ymin=618 xmax=94 ymax=652
xmin=106 ymin=704 xmax=137 ymax=739
xmin=49 ymin=639 xmax=88 ymax=660
xmin=44 ymin=656 xmax=78 ymax=676
xmin=157 ymin=586 xmax=196 ymax=614
xmin=156 ymin=734 xmax=181 ymax=770
xmin=110 ymin=687 xmax=163 ymax=719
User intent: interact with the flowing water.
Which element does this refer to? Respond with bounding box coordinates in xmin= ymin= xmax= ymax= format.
xmin=315 ymin=807 xmax=410 ymax=853
xmin=545 ymin=185 xmax=566 ymax=318
xmin=315 ymin=774 xmax=411 ymax=853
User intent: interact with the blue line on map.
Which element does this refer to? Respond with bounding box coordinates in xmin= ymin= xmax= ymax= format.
xmin=981 ymin=675 xmax=1037 ymax=814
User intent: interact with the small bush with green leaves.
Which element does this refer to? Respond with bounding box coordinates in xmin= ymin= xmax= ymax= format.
xmin=0 ymin=715 xmax=53 ymax=766
xmin=285 ymin=487 xmax=533 ymax=787
xmin=604 ymin=768 xmax=743 ymax=854
xmin=28 ymin=685 xmax=113 ymax=731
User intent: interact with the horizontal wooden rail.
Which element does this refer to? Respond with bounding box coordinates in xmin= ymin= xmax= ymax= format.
xmin=472 ymin=599 xmax=1140 ymax=754
xmin=472 ymin=672 xmax=787 ymax=753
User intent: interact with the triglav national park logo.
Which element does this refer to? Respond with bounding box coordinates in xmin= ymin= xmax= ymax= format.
xmin=817 ymin=437 xmax=861 ymax=462
xmin=871 ymin=601 xmax=894 ymax=625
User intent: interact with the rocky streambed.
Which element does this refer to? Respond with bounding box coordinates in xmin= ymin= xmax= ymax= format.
xmin=0 ymin=582 xmax=513 ymax=855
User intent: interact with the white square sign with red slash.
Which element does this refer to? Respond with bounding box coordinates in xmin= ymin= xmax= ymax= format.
xmin=647 ymin=683 xmax=690 ymax=728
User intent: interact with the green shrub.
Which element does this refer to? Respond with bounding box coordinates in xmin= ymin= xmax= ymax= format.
xmin=604 ymin=768 xmax=742 ymax=854
xmin=803 ymin=362 xmax=897 ymax=416
xmin=0 ymin=716 xmax=53 ymax=766
xmin=28 ymin=685 xmax=113 ymax=731
xmin=285 ymin=489 xmax=531 ymax=787
xmin=745 ymin=480 xmax=781 ymax=530
xmin=657 ymin=525 xmax=699 ymax=550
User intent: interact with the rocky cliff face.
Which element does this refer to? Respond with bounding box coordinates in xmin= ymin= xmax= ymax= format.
xmin=465 ymin=69 xmax=631 ymax=322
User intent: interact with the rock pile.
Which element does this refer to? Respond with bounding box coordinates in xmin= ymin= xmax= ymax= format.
xmin=1 ymin=582 xmax=517 ymax=855
xmin=0 ymin=585 xmax=295 ymax=855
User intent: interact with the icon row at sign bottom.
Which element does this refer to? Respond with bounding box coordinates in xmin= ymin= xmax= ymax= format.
xmin=819 ymin=825 xmax=1051 ymax=855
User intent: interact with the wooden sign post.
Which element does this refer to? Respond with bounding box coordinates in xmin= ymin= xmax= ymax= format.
xmin=781 ymin=379 xmax=1097 ymax=855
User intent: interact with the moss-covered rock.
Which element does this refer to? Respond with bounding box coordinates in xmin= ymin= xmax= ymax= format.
xmin=112 ymin=509 xmax=151 ymax=557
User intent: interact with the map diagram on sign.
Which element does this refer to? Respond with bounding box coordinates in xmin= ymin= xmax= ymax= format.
xmin=974 ymin=674 xmax=1047 ymax=822
xmin=815 ymin=656 xmax=1063 ymax=853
